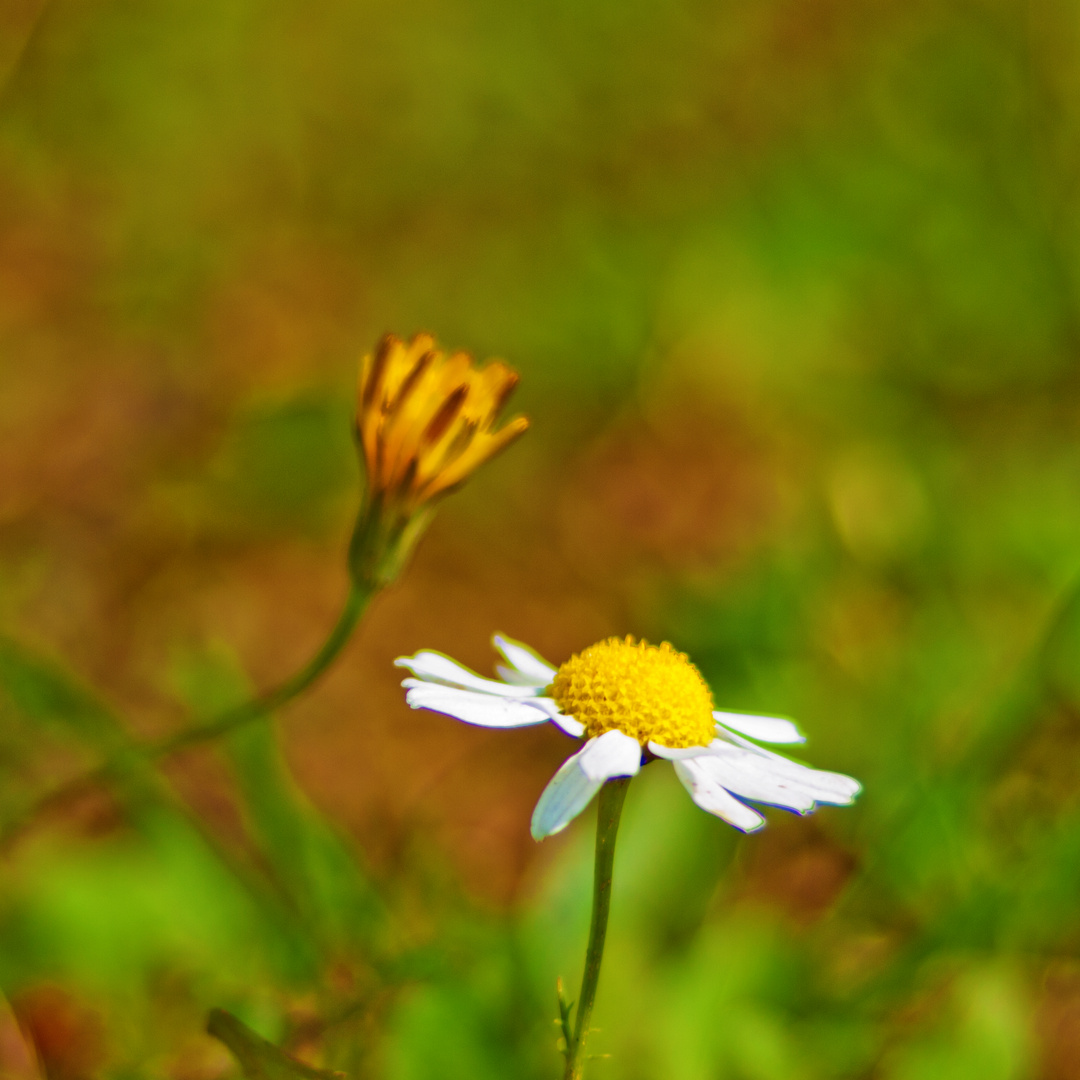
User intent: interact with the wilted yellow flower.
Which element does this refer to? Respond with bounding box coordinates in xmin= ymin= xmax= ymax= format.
xmin=357 ymin=332 xmax=528 ymax=511
xmin=349 ymin=333 xmax=529 ymax=587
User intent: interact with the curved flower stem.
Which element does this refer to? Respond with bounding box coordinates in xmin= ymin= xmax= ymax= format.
xmin=2 ymin=582 xmax=372 ymax=850
xmin=155 ymin=581 xmax=371 ymax=755
xmin=563 ymin=776 xmax=631 ymax=1080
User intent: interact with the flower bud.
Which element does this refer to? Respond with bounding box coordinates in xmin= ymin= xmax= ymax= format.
xmin=349 ymin=333 xmax=529 ymax=588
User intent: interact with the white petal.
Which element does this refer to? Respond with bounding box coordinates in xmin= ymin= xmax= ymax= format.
xmin=403 ymin=682 xmax=552 ymax=728
xmin=395 ymin=650 xmax=542 ymax=697
xmin=550 ymin=713 xmax=586 ymax=738
xmin=718 ymin=734 xmax=862 ymax=804
xmin=516 ymin=697 xmax=586 ymax=738
xmin=713 ymin=710 xmax=805 ymax=744
xmin=577 ymin=729 xmax=642 ymax=782
xmin=673 ymin=758 xmax=766 ymax=832
xmin=647 ymin=741 xmax=712 ymax=760
xmin=492 ymin=634 xmax=558 ymax=686
xmin=688 ymin=745 xmax=818 ymax=814
xmin=531 ymin=757 xmax=600 ymax=841
xmin=530 ymin=731 xmax=641 ymax=840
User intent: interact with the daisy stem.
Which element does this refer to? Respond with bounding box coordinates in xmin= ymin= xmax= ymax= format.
xmin=563 ymin=776 xmax=631 ymax=1080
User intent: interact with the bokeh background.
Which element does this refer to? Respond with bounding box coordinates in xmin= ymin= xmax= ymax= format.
xmin=3 ymin=0 xmax=1080 ymax=1077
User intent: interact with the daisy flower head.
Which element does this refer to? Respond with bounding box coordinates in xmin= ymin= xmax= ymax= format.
xmin=396 ymin=634 xmax=861 ymax=840
xmin=349 ymin=333 xmax=529 ymax=588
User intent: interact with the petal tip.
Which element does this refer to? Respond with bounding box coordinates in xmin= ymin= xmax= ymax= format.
xmin=530 ymin=815 xmax=567 ymax=842
xmin=551 ymin=713 xmax=586 ymax=739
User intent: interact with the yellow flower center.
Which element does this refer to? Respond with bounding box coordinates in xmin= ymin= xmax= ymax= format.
xmin=549 ymin=636 xmax=716 ymax=749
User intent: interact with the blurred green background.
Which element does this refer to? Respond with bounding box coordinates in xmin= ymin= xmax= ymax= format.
xmin=3 ymin=0 xmax=1080 ymax=1077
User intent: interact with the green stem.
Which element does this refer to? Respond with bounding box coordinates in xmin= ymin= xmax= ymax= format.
xmin=155 ymin=581 xmax=371 ymax=755
xmin=563 ymin=777 xmax=630 ymax=1080
xmin=3 ymin=583 xmax=372 ymax=849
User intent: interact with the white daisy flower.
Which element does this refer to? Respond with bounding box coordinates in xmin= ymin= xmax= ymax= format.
xmin=396 ymin=633 xmax=861 ymax=840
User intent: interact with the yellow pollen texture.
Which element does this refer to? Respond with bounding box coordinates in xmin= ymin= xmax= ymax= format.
xmin=549 ymin=637 xmax=716 ymax=749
